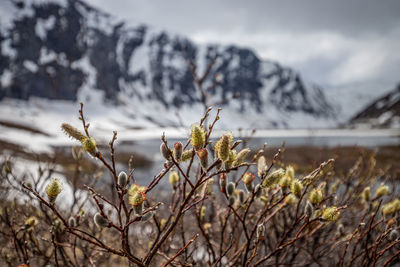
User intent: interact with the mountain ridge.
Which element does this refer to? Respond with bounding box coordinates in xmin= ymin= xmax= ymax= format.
xmin=1 ymin=0 xmax=339 ymax=129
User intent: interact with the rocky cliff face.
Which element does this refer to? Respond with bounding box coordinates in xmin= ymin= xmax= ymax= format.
xmin=0 ymin=0 xmax=337 ymax=128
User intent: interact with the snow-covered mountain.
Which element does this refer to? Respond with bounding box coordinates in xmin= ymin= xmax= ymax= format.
xmin=0 ymin=0 xmax=339 ymax=130
xmin=350 ymin=84 xmax=400 ymax=128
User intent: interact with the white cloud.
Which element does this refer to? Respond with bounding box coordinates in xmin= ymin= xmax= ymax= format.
xmin=74 ymin=0 xmax=400 ymax=87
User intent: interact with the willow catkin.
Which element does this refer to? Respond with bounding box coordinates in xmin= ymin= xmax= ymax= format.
xmin=190 ymin=124 xmax=206 ymax=150
xmin=45 ymin=178 xmax=63 ymax=203
xmin=61 ymin=123 xmax=85 ymax=141
xmin=215 ymin=132 xmax=233 ymax=162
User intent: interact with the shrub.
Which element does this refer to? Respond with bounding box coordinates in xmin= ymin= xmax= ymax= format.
xmin=0 ymin=103 xmax=399 ymax=266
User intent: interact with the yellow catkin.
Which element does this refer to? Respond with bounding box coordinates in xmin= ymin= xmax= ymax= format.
xmin=128 ymin=183 xmax=146 ymax=196
xmin=129 ymin=191 xmax=146 ymax=207
xmin=190 ymin=124 xmax=206 ymax=150
xmin=262 ymin=169 xmax=285 ymax=188
xmin=279 ymin=176 xmax=291 ymax=188
xmin=242 ymin=172 xmax=255 ymax=185
xmin=61 ymin=123 xmax=86 ymax=141
xmin=45 ymin=178 xmax=63 ymax=202
xmin=233 ymin=148 xmax=250 ymax=166
xmin=285 ymin=165 xmax=295 ymax=180
xmin=322 ymin=207 xmax=340 ymax=221
xmin=376 ymin=184 xmax=389 ymax=198
xmin=128 ymin=183 xmax=147 ymax=207
xmin=382 ymin=203 xmax=395 ymax=216
xmin=226 ymin=150 xmax=237 ymax=169
xmin=285 ymin=194 xmax=297 ymax=205
xmin=392 ymin=198 xmax=400 ymax=211
xmin=361 ymin=186 xmax=371 ymax=202
xmin=169 ymin=171 xmax=180 ymax=187
xmin=290 ymin=180 xmax=303 ymax=197
xmin=215 ymin=132 xmax=233 ymax=162
xmin=81 ymin=137 xmax=98 ymax=157
xmin=309 ymin=188 xmax=323 ymax=204
xmin=181 ymin=149 xmax=194 ymax=162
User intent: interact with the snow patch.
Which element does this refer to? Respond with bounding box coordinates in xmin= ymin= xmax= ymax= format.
xmin=0 ymin=69 xmax=12 ymax=87
xmin=23 ymin=60 xmax=38 ymax=72
xmin=35 ymin=15 xmax=56 ymax=40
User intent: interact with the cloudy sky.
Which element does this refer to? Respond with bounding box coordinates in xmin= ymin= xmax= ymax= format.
xmin=88 ymin=1 xmax=399 ymax=87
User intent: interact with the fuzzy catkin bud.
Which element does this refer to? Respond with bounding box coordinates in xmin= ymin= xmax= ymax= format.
xmin=129 ymin=192 xmax=146 ymax=207
xmin=242 ymin=173 xmax=255 ymax=192
xmin=242 ymin=173 xmax=255 ymax=185
xmin=256 ymin=224 xmax=265 ymax=240
xmin=284 ymin=194 xmax=297 ymax=205
xmin=337 ymin=224 xmax=345 ymax=236
xmin=238 ymin=190 xmax=245 ymax=204
xmin=254 ymin=184 xmax=262 ymax=197
xmin=164 ymin=160 xmax=173 ymax=168
xmin=389 ymin=229 xmax=399 ymax=241
xmin=169 ymin=171 xmax=180 ymax=188
xmin=181 ymin=149 xmax=193 ymax=162
xmin=94 ymin=213 xmax=109 ymax=228
xmin=225 ymin=150 xmax=237 ymax=169
xmin=376 ymin=184 xmax=389 ymax=198
xmin=392 ymin=198 xmax=400 ymax=211
xmin=61 ymin=123 xmax=85 ymax=142
xmin=309 ymin=188 xmax=323 ymax=205
xmin=173 ymin=142 xmax=183 ymax=161
xmin=290 ymin=180 xmax=303 ymax=197
xmin=215 ymin=132 xmax=233 ymax=162
xmin=128 ymin=183 xmax=147 ymax=209
xmin=160 ymin=143 xmax=170 ymax=160
xmin=45 ymin=178 xmax=63 ymax=203
xmin=128 ymin=183 xmax=146 ymax=195
xmin=134 ymin=202 xmax=144 ymax=215
xmin=227 ymin=182 xmax=235 ymax=196
xmin=305 ymin=201 xmax=314 ymax=218
xmin=117 ymin=171 xmax=128 ymax=187
xmin=262 ymin=169 xmax=285 ymax=188
xmin=245 ymin=182 xmax=254 ymax=193
xmin=285 ymin=165 xmax=295 ymax=180
xmin=361 ymin=186 xmax=371 ymax=202
xmin=190 ymin=124 xmax=206 ymax=150
xmin=81 ymin=137 xmax=98 ymax=157
xmin=257 ymin=156 xmax=267 ymax=177
xmin=279 ymin=176 xmax=291 ymax=188
xmin=219 ymin=174 xmax=227 ymax=193
xmin=197 ymin=149 xmax=209 ymax=170
xmin=382 ymin=203 xmax=395 ymax=216
xmin=228 ymin=196 xmax=236 ymax=206
xmin=233 ymin=148 xmax=250 ymax=166
xmin=68 ymin=217 xmax=76 ymax=228
xmin=322 ymin=207 xmax=340 ymax=222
